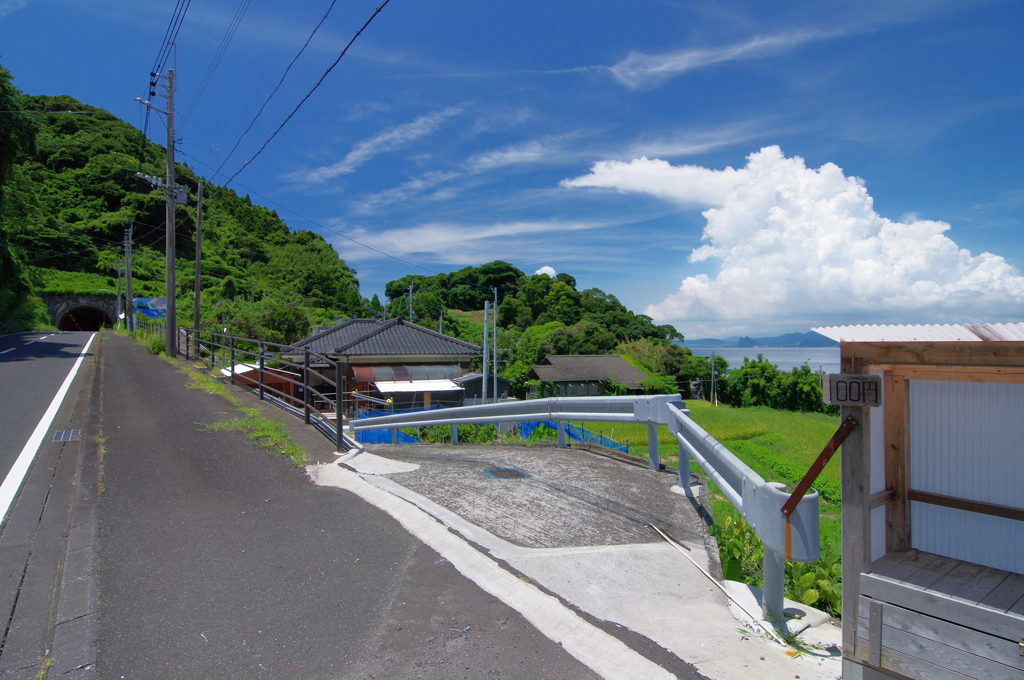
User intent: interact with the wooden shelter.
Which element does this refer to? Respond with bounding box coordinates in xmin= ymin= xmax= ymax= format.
xmin=814 ymin=323 xmax=1024 ymax=680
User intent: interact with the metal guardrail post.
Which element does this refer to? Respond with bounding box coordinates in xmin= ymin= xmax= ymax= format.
xmin=184 ymin=329 xmax=190 ymax=360
xmin=303 ymin=349 xmax=310 ymax=425
xmin=762 ymin=549 xmax=786 ymax=624
xmin=229 ymin=336 xmax=235 ymax=383
xmin=451 ymin=425 xmax=458 ymax=445
xmin=391 ymin=427 xmax=397 ymax=444
xmin=647 ymin=423 xmax=660 ymax=471
xmin=258 ymin=344 xmax=265 ymax=401
xmin=557 ymin=421 xmax=567 ymax=448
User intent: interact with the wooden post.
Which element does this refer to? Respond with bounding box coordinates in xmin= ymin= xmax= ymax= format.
xmin=885 ymin=372 xmax=911 ymax=552
xmin=841 ymin=353 xmax=871 ymax=659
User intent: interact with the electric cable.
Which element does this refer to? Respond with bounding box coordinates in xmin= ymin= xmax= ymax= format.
xmin=211 ymin=0 xmax=340 ymax=181
xmin=179 ymin=0 xmax=253 ymax=127
xmin=223 ymin=0 xmax=391 ymax=185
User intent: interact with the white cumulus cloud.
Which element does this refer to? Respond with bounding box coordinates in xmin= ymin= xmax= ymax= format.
xmin=535 ymin=266 xmax=557 ymax=277
xmin=564 ymin=146 xmax=1024 ymax=329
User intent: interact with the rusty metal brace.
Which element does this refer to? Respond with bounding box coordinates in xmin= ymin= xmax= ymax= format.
xmin=781 ymin=415 xmax=859 ymax=517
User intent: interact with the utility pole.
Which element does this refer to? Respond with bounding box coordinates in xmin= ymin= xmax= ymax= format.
xmin=125 ymin=223 xmax=134 ymax=331
xmin=407 ymin=284 xmax=414 ymax=322
xmin=114 ymin=257 xmax=123 ymax=329
xmin=438 ymin=308 xmax=443 ymax=333
xmin=482 ymin=301 xmax=489 ymax=404
xmin=136 ymin=63 xmax=185 ymax=355
xmin=193 ymin=181 xmax=203 ymax=336
xmin=164 ymin=66 xmax=177 ymax=356
xmin=492 ymin=287 xmax=498 ymax=402
xmin=710 ymin=351 xmax=717 ymax=405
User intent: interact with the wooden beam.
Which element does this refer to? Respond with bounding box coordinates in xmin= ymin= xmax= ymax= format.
xmin=908 ymin=489 xmax=1024 ymax=523
xmin=889 ymin=365 xmax=1024 ymax=384
xmin=842 ymin=341 xmax=1024 ymax=368
xmin=870 ymin=489 xmax=895 ymax=509
xmin=885 ymin=372 xmax=911 ymax=552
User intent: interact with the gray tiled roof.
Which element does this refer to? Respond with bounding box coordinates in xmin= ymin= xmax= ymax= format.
xmin=531 ymin=354 xmax=649 ymax=389
xmin=288 ymin=318 xmax=481 ymax=357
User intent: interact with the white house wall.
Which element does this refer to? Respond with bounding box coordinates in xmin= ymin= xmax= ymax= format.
xmin=909 ymin=380 xmax=1024 ymax=573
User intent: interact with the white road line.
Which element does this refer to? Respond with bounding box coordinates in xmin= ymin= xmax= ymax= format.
xmin=0 ymin=348 xmax=13 ymax=355
xmin=0 ymin=333 xmax=96 ymax=526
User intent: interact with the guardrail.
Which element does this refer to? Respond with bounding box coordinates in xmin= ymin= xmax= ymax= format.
xmin=351 ymin=394 xmax=680 ymax=470
xmin=666 ymin=401 xmax=819 ymax=623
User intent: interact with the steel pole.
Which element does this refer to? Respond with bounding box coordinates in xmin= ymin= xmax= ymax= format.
xmin=164 ymin=68 xmax=177 ymax=357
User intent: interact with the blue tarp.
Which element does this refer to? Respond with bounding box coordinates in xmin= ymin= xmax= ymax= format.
xmin=355 ymin=407 xmax=442 ymax=444
xmin=519 ymin=421 xmax=628 ymax=453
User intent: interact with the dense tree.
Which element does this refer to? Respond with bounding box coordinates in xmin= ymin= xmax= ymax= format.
xmin=0 ymin=64 xmax=48 ymax=333
xmin=0 ymin=76 xmax=367 ymax=334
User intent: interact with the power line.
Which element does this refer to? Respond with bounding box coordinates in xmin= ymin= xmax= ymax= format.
xmin=211 ymin=0 xmax=340 ymax=181
xmin=179 ymin=0 xmax=253 ymax=127
xmin=223 ymin=0 xmax=392 ymax=185
xmin=145 ymin=0 xmax=190 ymax=140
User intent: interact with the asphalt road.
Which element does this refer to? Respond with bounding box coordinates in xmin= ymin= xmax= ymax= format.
xmin=98 ymin=333 xmax=603 ymax=679
xmin=0 ymin=330 xmax=97 ymax=678
xmin=0 ymin=332 xmax=93 ymax=483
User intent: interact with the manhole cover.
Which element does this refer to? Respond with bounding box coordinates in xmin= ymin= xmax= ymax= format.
xmin=484 ymin=468 xmax=530 ymax=479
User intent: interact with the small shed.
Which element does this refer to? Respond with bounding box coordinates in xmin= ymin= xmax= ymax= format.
xmin=530 ymin=354 xmax=650 ymax=397
xmin=813 ymin=323 xmax=1024 ymax=680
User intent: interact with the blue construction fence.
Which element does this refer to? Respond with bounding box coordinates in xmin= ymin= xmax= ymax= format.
xmin=354 ymin=407 xmax=426 ymax=444
xmin=519 ymin=421 xmax=629 ymax=454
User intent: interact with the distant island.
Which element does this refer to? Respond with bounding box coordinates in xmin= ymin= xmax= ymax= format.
xmin=681 ymin=331 xmax=837 ymax=348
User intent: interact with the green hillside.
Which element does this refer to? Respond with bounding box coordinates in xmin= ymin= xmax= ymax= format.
xmin=0 ymin=64 xmax=363 ymax=341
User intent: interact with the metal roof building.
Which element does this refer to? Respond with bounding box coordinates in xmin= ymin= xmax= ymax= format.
xmin=816 ymin=322 xmax=1024 ymax=680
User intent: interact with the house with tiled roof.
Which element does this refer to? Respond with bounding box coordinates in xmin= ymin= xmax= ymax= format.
xmin=529 ymin=354 xmax=649 ymax=397
xmin=284 ymin=318 xmax=481 ymax=412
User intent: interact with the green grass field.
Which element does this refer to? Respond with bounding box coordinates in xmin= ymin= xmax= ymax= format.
xmin=576 ymin=399 xmax=843 ymax=544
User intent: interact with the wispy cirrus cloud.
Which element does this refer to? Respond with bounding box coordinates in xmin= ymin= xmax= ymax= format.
xmin=0 ymin=0 xmax=27 ymax=17
xmin=291 ymin=107 xmax=462 ymax=184
xmin=334 ymin=219 xmax=609 ymax=264
xmin=609 ymin=29 xmax=839 ymax=89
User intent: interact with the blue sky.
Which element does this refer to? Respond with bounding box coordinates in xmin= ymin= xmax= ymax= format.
xmin=2 ymin=0 xmax=1022 ymax=337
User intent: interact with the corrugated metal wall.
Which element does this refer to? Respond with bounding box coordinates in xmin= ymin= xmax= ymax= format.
xmin=910 ymin=380 xmax=1024 ymax=573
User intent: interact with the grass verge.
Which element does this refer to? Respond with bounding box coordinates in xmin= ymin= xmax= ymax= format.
xmin=204 ymin=407 xmax=309 ymax=467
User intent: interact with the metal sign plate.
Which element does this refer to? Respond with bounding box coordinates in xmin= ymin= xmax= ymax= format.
xmin=821 ymin=374 xmax=882 ymax=407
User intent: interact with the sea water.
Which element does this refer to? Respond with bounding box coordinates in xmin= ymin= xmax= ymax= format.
xmin=687 ymin=346 xmax=841 ymax=373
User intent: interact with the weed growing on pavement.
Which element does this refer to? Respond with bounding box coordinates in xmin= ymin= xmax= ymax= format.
xmin=184 ymin=367 xmax=238 ymax=404
xmin=204 ymin=410 xmax=309 ymax=467
xmin=27 ymin=657 xmax=52 ymax=680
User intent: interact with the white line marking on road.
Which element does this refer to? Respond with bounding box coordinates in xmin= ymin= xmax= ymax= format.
xmin=309 ymin=464 xmax=677 ymax=680
xmin=24 ymin=341 xmax=35 ymax=346
xmin=0 ymin=348 xmax=13 ymax=355
xmin=0 ymin=333 xmax=96 ymax=527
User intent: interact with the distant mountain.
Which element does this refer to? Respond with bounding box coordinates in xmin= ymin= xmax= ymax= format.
xmin=681 ymin=331 xmax=837 ymax=348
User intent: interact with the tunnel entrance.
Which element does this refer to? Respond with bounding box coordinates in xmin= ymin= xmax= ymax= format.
xmin=58 ymin=306 xmax=113 ymax=331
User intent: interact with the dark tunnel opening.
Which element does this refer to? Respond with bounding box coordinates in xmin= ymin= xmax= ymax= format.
xmin=58 ymin=306 xmax=113 ymax=331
